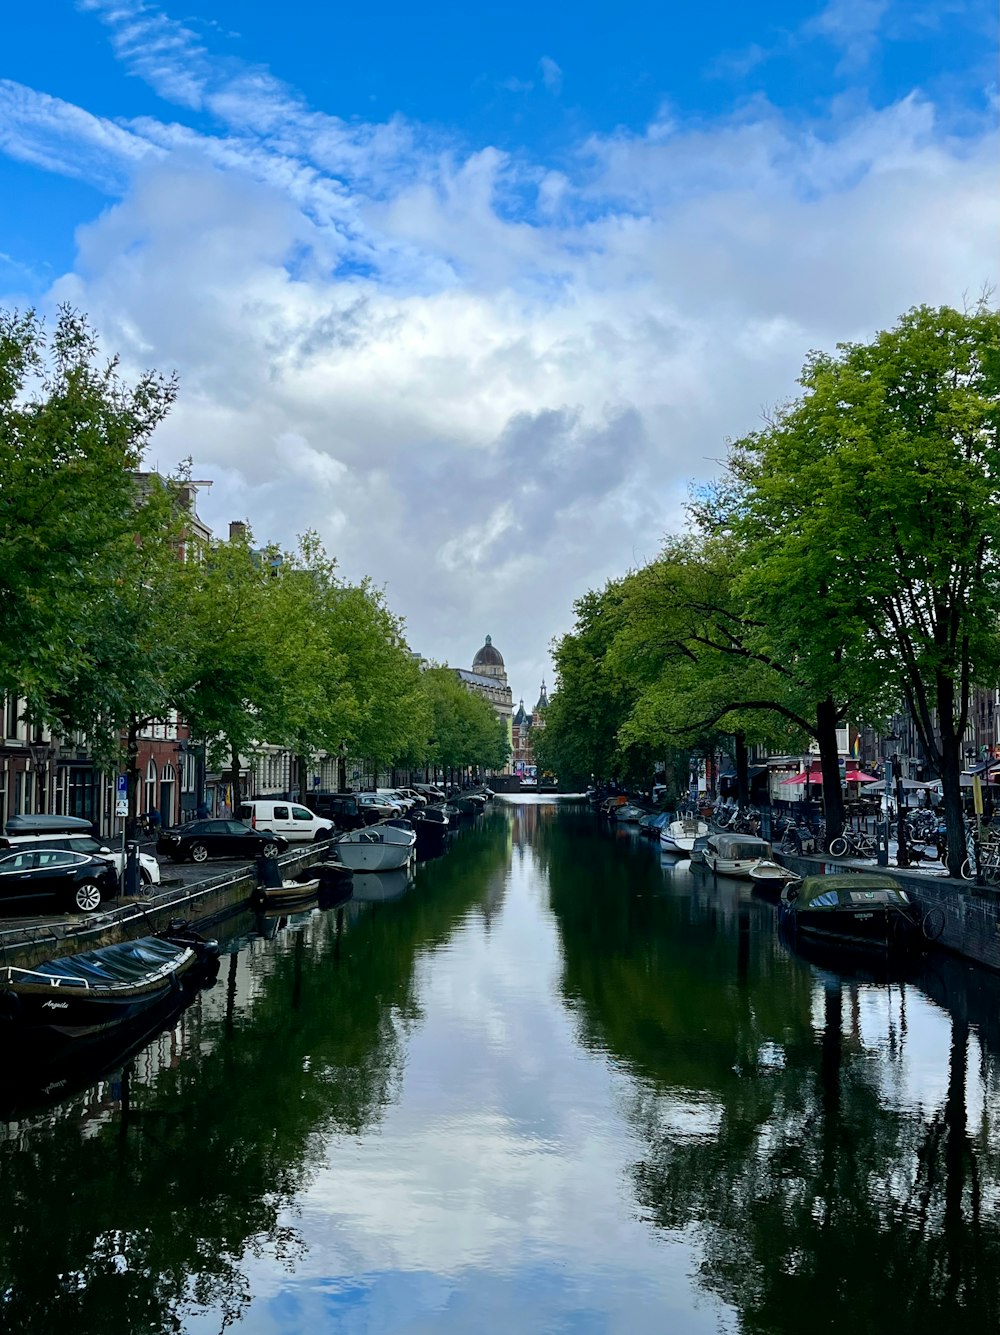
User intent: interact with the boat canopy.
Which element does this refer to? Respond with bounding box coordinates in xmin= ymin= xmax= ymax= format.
xmin=796 ymin=874 xmax=910 ymax=910
xmin=4 ymin=937 xmax=190 ymax=990
xmin=709 ymin=835 xmax=771 ymax=859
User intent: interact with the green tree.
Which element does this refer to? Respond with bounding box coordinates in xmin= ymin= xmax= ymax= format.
xmin=725 ymin=303 xmax=1000 ymax=873
xmin=534 ymin=581 xmax=653 ymax=789
xmin=49 ymin=474 xmax=196 ymax=828
xmin=0 ymin=306 xmax=176 ymax=718
xmin=419 ymin=669 xmax=509 ymax=780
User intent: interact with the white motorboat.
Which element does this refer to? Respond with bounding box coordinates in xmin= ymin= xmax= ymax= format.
xmin=332 ymin=823 xmax=417 ymax=872
xmin=659 ymin=816 xmax=710 ymax=855
xmin=705 ymin=833 xmax=772 ymax=877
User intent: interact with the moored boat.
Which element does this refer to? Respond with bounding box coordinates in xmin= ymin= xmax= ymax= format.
xmin=779 ymin=873 xmax=924 ymax=950
xmin=332 ymin=822 xmax=417 ymax=872
xmin=705 ymin=834 xmax=773 ymax=878
xmin=613 ymin=804 xmax=647 ymax=824
xmin=688 ymin=834 xmax=711 ymax=866
xmin=0 ymin=935 xmax=207 ymax=1038
xmin=638 ymin=811 xmax=669 ymax=837
xmin=660 ymin=816 xmax=710 ymax=855
xmin=253 ymin=877 xmax=321 ymax=909
xmin=747 ymin=854 xmax=801 ymax=886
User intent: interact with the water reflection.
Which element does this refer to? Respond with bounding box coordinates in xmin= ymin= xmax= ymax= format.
xmin=0 ymin=802 xmax=996 ymax=1333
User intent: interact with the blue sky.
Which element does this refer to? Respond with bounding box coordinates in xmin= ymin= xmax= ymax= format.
xmin=1 ymin=0 xmax=997 ymax=693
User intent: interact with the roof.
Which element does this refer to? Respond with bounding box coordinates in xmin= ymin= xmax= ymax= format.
xmin=455 ymin=668 xmax=503 ymax=690
xmin=473 ymin=634 xmax=504 ymax=668
xmin=513 ymin=700 xmax=528 ymax=726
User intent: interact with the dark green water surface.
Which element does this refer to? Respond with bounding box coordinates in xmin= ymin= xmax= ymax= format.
xmin=2 ymin=798 xmax=998 ymax=1334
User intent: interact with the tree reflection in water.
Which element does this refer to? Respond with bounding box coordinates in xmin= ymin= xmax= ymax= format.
xmin=542 ymin=810 xmax=1000 ymax=1334
xmin=0 ymin=815 xmax=511 ymax=1334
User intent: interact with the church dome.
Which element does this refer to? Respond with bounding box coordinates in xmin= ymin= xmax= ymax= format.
xmin=473 ymin=634 xmax=504 ymax=669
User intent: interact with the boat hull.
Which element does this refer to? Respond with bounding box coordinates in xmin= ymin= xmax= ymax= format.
xmin=0 ymin=938 xmax=200 ymax=1038
xmin=783 ymin=905 xmax=921 ymax=950
xmin=333 ymin=825 xmax=417 ymax=872
xmin=660 ymin=818 xmax=709 ymax=855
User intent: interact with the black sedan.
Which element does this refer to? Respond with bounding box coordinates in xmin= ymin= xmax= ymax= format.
xmin=156 ymin=819 xmax=289 ymax=864
xmin=0 ymin=848 xmax=118 ymax=914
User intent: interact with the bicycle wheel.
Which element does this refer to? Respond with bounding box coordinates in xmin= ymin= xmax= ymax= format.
xmin=960 ymin=858 xmax=975 ymax=881
xmin=828 ymin=836 xmax=849 ymax=858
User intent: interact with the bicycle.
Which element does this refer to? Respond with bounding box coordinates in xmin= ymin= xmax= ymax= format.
xmin=827 ymin=828 xmax=879 ymax=859
xmin=961 ymin=834 xmax=1000 ymax=883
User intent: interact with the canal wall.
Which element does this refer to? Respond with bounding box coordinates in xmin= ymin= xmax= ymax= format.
xmin=0 ymin=846 xmax=323 ymax=971
xmin=775 ymin=852 xmax=1000 ymax=973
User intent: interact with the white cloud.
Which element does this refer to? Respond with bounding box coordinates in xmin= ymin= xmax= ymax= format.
xmin=539 ymin=56 xmax=564 ymax=94
xmin=4 ymin=6 xmax=997 ymax=695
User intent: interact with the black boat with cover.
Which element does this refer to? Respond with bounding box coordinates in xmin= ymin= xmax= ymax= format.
xmin=779 ymin=872 xmax=923 ymax=950
xmin=0 ymin=934 xmax=210 ymax=1037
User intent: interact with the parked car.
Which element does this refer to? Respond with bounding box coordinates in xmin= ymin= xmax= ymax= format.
xmin=0 ymin=847 xmax=119 ymax=914
xmin=308 ymin=794 xmax=367 ymax=830
xmin=376 ymin=788 xmax=418 ymax=811
xmin=355 ymin=793 xmax=403 ymax=819
xmin=156 ymin=819 xmax=289 ymax=864
xmin=393 ymin=788 xmax=428 ymax=807
xmin=0 ymin=829 xmax=161 ymax=886
xmin=236 ymin=800 xmax=334 ymax=844
xmin=411 ymin=783 xmax=446 ymax=802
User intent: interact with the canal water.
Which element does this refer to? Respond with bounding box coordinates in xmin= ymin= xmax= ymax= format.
xmin=1 ymin=798 xmax=998 ymax=1334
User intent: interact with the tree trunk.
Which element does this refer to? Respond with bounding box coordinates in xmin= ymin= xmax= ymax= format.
xmin=229 ymin=745 xmax=241 ymax=816
xmin=936 ymin=672 xmax=967 ymax=877
xmin=815 ymin=695 xmax=845 ymax=845
xmin=125 ymin=722 xmax=141 ymax=839
xmin=938 ymin=746 xmax=966 ymax=877
xmin=734 ymin=731 xmax=749 ymax=806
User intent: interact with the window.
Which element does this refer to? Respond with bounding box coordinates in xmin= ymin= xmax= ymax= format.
xmin=273 ymin=806 xmax=290 ymax=819
xmin=292 ymin=807 xmax=313 ymax=821
xmin=0 ymin=851 xmax=36 ymax=871
xmin=36 ymin=850 xmax=75 ymax=867
xmin=145 ymin=758 xmax=158 ymax=815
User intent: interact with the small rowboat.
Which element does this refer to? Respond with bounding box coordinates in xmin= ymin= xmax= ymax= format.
xmin=747 ymin=854 xmax=801 ymax=886
xmin=253 ymin=877 xmax=321 ymax=909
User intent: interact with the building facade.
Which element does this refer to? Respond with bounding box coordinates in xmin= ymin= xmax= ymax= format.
xmin=511 ymin=682 xmax=548 ymax=779
xmin=453 ymin=636 xmax=514 ymax=771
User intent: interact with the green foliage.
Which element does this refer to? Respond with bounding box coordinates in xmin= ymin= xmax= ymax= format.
xmin=419 ymin=668 xmax=510 ymax=773
xmin=0 ymin=307 xmax=176 ymax=717
xmin=723 ymin=301 xmax=1000 ymax=868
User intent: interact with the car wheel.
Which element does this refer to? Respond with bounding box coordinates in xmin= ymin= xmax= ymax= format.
xmin=314 ymin=828 xmax=333 ymax=842
xmin=261 ymin=841 xmax=281 ymax=859
xmin=140 ymin=867 xmax=152 ymax=886
xmin=71 ymin=881 xmax=103 ymax=913
xmin=190 ymin=843 xmax=209 ymax=863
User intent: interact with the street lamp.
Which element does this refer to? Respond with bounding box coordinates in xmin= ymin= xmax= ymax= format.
xmin=878 ymin=733 xmax=899 ymax=867
xmin=27 ymin=740 xmax=56 ymax=814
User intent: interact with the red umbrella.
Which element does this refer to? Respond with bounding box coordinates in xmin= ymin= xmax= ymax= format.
xmin=845 ymin=769 xmax=877 ymax=782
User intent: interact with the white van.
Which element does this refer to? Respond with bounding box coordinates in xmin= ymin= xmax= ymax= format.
xmin=237 ymin=800 xmax=334 ymax=844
